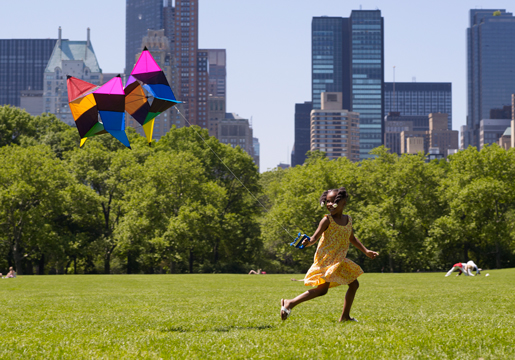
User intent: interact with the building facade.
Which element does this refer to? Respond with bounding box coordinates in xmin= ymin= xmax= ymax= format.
xmin=384 ymin=112 xmax=429 ymax=155
xmin=311 ymin=17 xmax=349 ymax=111
xmin=384 ymin=82 xmax=452 ymax=129
xmin=350 ymin=10 xmax=384 ymax=160
xmin=19 ymin=90 xmax=43 ymax=116
xmin=204 ymin=49 xmax=226 ymax=137
xmin=291 ymin=101 xmax=313 ymax=167
xmin=310 ymin=92 xmax=360 ymax=162
xmin=465 ymin=9 xmax=515 ymax=149
xmin=311 ymin=10 xmax=384 ymax=160
xmin=0 ymin=38 xmax=57 ymax=108
xmin=400 ymin=113 xmax=458 ymax=157
xmin=218 ymin=113 xmax=254 ymax=160
xmin=479 ymin=119 xmax=512 ymax=149
xmin=498 ymin=127 xmax=511 ymax=150
xmin=43 ymin=28 xmax=102 ymax=125
xmin=125 ymin=0 xmax=163 ymax=76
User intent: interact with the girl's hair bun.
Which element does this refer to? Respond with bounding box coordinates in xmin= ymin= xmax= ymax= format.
xmin=319 ymin=187 xmax=349 ymax=206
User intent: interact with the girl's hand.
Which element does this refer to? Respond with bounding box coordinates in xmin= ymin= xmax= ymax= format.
xmin=301 ymin=238 xmax=311 ymax=247
xmin=366 ymin=250 xmax=378 ymax=259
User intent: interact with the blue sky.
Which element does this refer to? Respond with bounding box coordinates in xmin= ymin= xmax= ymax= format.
xmin=2 ymin=0 xmax=514 ymax=171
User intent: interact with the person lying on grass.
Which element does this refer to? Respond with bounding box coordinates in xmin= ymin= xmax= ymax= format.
xmin=248 ymin=269 xmax=266 ymax=274
xmin=280 ymin=187 xmax=378 ymax=322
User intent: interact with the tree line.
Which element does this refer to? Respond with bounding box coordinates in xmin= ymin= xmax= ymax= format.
xmin=1 ymin=105 xmax=514 ymax=275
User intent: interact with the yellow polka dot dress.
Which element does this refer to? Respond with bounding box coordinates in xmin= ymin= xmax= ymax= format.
xmin=304 ymin=215 xmax=363 ymax=288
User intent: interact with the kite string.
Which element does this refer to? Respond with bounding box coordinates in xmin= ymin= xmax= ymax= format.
xmin=175 ymin=108 xmax=297 ymax=241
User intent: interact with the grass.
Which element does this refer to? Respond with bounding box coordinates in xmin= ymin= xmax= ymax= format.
xmin=0 ymin=270 xmax=514 ymax=359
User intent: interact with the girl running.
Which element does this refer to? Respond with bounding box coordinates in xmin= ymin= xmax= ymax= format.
xmin=280 ymin=187 xmax=378 ymax=322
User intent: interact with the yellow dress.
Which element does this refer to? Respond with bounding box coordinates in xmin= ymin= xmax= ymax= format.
xmin=304 ymin=214 xmax=363 ymax=288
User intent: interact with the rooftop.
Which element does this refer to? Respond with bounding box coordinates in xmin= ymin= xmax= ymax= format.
xmin=45 ymin=40 xmax=101 ymax=73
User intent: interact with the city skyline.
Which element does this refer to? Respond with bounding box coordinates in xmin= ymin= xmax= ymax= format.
xmin=2 ymin=0 xmax=515 ymax=171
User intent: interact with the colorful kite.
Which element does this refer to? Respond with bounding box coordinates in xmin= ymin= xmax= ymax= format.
xmin=125 ymin=46 xmax=181 ymax=144
xmin=67 ymin=76 xmax=105 ymax=147
xmin=67 ymin=47 xmax=180 ymax=148
xmin=93 ymin=75 xmax=131 ymax=148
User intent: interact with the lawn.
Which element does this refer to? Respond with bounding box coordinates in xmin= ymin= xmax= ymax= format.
xmin=0 ymin=270 xmax=514 ymax=359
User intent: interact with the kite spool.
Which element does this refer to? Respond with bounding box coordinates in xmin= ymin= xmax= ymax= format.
xmin=290 ymin=233 xmax=311 ymax=250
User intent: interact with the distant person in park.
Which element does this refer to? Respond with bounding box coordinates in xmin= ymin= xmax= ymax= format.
xmin=248 ymin=269 xmax=266 ymax=274
xmin=5 ymin=267 xmax=16 ymax=278
xmin=280 ymin=187 xmax=378 ymax=322
xmin=466 ymin=260 xmax=481 ymax=275
xmin=445 ymin=262 xmax=474 ymax=277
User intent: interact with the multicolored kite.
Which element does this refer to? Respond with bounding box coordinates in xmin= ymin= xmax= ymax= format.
xmin=93 ymin=75 xmax=131 ymax=149
xmin=125 ymin=46 xmax=181 ymax=144
xmin=67 ymin=47 xmax=180 ymax=148
xmin=67 ymin=76 xmax=105 ymax=147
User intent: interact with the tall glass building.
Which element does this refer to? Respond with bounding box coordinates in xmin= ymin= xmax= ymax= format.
xmin=384 ymin=82 xmax=452 ymax=129
xmin=350 ymin=10 xmax=384 ymax=159
xmin=125 ymin=0 xmax=163 ymax=76
xmin=465 ymin=9 xmax=515 ymax=149
xmin=0 ymin=39 xmax=57 ymax=107
xmin=311 ymin=17 xmax=350 ymax=111
xmin=311 ymin=10 xmax=384 ymax=160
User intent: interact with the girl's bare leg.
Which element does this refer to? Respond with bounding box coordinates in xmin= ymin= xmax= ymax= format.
xmin=339 ymin=279 xmax=359 ymax=321
xmin=281 ymin=282 xmax=330 ymax=320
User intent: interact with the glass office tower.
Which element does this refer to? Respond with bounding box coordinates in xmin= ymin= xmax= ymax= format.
xmin=125 ymin=0 xmax=163 ymax=76
xmin=0 ymin=39 xmax=57 ymax=107
xmin=291 ymin=101 xmax=313 ymax=166
xmin=466 ymin=9 xmax=515 ymax=148
xmin=350 ymin=10 xmax=384 ymax=160
xmin=311 ymin=17 xmax=350 ymax=110
xmin=384 ymin=82 xmax=452 ymax=130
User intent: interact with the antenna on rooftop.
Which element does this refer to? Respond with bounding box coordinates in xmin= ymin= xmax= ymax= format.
xmin=393 ymin=65 xmax=397 ymax=111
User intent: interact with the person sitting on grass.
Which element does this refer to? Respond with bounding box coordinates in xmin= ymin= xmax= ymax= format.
xmin=280 ymin=187 xmax=378 ymax=322
xmin=5 ymin=267 xmax=16 ymax=278
xmin=445 ymin=262 xmax=474 ymax=277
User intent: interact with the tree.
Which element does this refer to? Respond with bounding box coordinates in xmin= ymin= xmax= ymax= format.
xmin=0 ymin=145 xmax=73 ymax=274
xmin=65 ymin=138 xmax=142 ymax=274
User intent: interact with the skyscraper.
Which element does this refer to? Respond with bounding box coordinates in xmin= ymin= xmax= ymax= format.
xmin=350 ymin=10 xmax=384 ymax=160
xmin=384 ymin=82 xmax=452 ymax=130
xmin=125 ymin=0 xmax=163 ymax=76
xmin=172 ymin=0 xmax=201 ymax=127
xmin=205 ymin=49 xmax=226 ymax=137
xmin=311 ymin=10 xmax=384 ymax=160
xmin=0 ymin=38 xmax=57 ymax=107
xmin=465 ymin=9 xmax=515 ymax=149
xmin=311 ymin=17 xmax=350 ymax=110
xmin=291 ymin=101 xmax=312 ymax=166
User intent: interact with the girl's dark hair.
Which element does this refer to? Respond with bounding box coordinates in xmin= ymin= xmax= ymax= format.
xmin=319 ymin=187 xmax=349 ymax=206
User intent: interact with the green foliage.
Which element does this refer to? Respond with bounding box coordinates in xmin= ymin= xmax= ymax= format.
xmin=1 ymin=104 xmax=514 ymax=274
xmin=1 ymin=272 xmax=514 ymax=358
xmin=260 ymin=145 xmax=515 ymax=273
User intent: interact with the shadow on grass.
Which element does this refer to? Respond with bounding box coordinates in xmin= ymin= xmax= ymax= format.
xmin=165 ymin=324 xmax=275 ymax=333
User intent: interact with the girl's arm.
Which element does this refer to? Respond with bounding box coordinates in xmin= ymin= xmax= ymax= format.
xmin=301 ymin=216 xmax=330 ymax=247
xmin=350 ymin=228 xmax=378 ymax=259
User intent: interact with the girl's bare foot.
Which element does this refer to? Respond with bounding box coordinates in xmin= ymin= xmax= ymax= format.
xmin=280 ymin=299 xmax=291 ymax=320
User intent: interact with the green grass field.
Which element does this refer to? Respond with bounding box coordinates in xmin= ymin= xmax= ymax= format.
xmin=0 ymin=270 xmax=514 ymax=359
